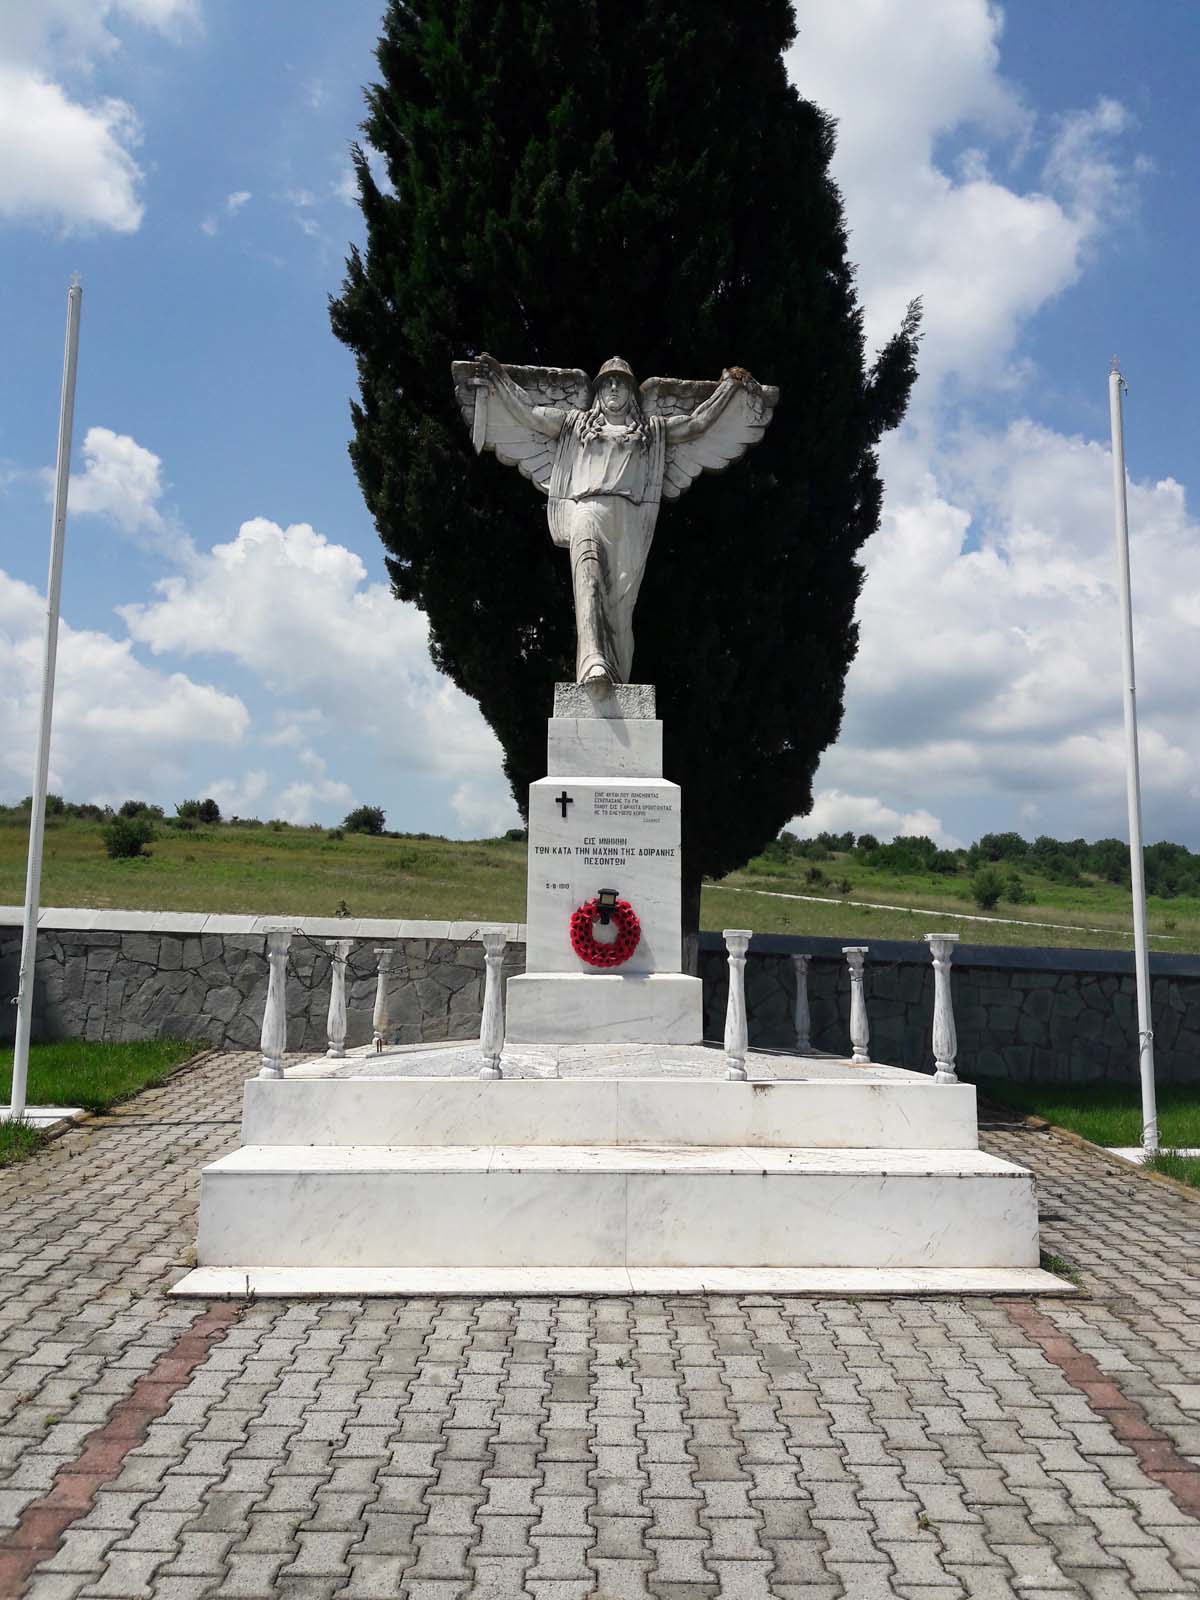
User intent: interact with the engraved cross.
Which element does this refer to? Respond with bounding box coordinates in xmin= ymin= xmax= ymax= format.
xmin=555 ymin=790 xmax=574 ymax=820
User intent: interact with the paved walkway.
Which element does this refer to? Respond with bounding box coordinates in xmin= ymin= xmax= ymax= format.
xmin=0 ymin=1051 xmax=1197 ymax=1598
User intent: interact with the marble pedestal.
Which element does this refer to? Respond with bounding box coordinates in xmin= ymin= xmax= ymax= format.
xmin=512 ymin=683 xmax=703 ymax=1044
xmin=506 ymin=972 xmax=702 ymax=1043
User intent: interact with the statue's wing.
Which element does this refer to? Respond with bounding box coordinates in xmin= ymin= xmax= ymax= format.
xmin=643 ymin=375 xmax=780 ymax=501
xmin=640 ymin=376 xmax=719 ymax=421
xmin=451 ymin=362 xmax=590 ymax=494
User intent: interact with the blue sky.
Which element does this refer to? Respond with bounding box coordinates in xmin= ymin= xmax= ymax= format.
xmin=2 ymin=1 xmax=1198 ymax=849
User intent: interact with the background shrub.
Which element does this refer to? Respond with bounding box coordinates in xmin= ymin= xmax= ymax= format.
xmin=102 ymin=816 xmax=155 ymax=860
xmin=971 ymin=867 xmax=1005 ymax=910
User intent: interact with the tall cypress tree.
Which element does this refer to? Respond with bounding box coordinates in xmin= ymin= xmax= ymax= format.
xmin=331 ymin=0 xmax=919 ymax=930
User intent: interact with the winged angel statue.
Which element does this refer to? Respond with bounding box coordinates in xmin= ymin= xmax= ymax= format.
xmin=452 ymin=354 xmax=778 ymax=686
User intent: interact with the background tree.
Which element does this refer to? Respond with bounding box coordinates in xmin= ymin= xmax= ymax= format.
xmin=331 ymin=0 xmax=919 ymax=931
xmin=344 ymin=804 xmax=387 ymax=836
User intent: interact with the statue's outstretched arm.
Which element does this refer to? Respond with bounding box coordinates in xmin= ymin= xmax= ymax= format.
xmin=664 ymin=372 xmax=744 ymax=442
xmin=477 ymin=352 xmax=566 ymax=439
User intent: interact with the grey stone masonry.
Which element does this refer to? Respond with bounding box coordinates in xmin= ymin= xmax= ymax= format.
xmin=699 ymin=932 xmax=1200 ymax=1087
xmin=0 ymin=911 xmax=525 ymax=1055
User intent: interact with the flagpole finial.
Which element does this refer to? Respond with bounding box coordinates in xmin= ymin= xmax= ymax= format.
xmin=69 ymin=271 xmax=81 ymax=289
xmin=1110 ymin=354 xmax=1121 ymax=374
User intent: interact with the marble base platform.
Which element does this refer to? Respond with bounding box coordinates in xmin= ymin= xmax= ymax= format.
xmin=505 ymin=972 xmax=703 ymax=1044
xmin=175 ymin=1265 xmax=1073 ymax=1298
xmin=190 ymin=1143 xmax=1039 ymax=1273
xmin=239 ymin=1073 xmax=981 ymax=1151
xmin=182 ymin=1045 xmax=1062 ymax=1296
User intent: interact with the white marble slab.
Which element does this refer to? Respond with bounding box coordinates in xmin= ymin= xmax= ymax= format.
xmin=547 ymin=718 xmax=663 ymax=777
xmin=198 ymin=1168 xmax=630 ymax=1269
xmin=0 ymin=906 xmax=522 ymax=942
xmin=525 ymin=777 xmax=683 ymax=973
xmin=241 ymin=1076 xmax=979 ymax=1150
xmin=0 ymin=1105 xmax=83 ymax=1129
xmin=1109 ymin=1146 xmax=1200 ymax=1163
xmin=34 ymin=908 xmax=108 ymax=929
xmin=194 ymin=1143 xmax=1038 ymax=1271
xmin=173 ymin=1264 xmax=1076 ymax=1298
xmin=505 ymin=972 xmax=703 ymax=1044
xmin=624 ymin=1171 xmax=1037 ymax=1269
xmin=285 ymin=1038 xmax=924 ymax=1083
xmin=209 ymin=1143 xmax=1023 ymax=1176
xmin=199 ymin=914 xmax=261 ymax=934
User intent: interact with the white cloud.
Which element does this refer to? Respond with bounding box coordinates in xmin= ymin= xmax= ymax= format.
xmin=200 ymin=187 xmax=251 ymax=234
xmin=67 ymin=426 xmax=191 ymax=558
xmin=0 ymin=0 xmax=198 ymax=234
xmin=785 ymin=0 xmax=1140 ymax=392
xmin=0 ymin=67 xmax=144 ymax=232
xmin=450 ymin=782 xmax=522 ymax=839
xmin=2 ymin=0 xmax=199 ymax=70
xmin=112 ymin=0 xmax=198 ymax=31
xmin=201 ymin=769 xmax=268 ymax=818
xmin=0 ymin=567 xmax=247 ymax=806
xmin=817 ymin=424 xmax=1200 ymax=842
xmin=778 ymin=2 xmax=1189 ymax=849
xmin=277 ymin=778 xmax=353 ymax=825
xmin=1043 ymin=97 xmax=1143 ymax=232
xmin=118 ymin=516 xmax=511 ymax=803
xmin=790 ymin=791 xmax=961 ymax=849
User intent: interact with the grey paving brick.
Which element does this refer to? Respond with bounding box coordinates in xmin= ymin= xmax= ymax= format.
xmin=39 ymin=1528 xmax=124 ymax=1573
xmin=23 ymin=1576 xmax=93 ymax=1600
xmin=77 ymin=1547 xmax=169 ymax=1595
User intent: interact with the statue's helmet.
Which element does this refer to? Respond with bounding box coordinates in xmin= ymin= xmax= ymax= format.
xmin=595 ymin=357 xmax=636 ymax=389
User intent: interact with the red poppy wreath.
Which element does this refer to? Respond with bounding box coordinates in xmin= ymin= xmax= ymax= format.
xmin=569 ymin=897 xmax=641 ymax=968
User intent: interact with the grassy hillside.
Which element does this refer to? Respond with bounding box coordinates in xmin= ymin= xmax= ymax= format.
xmin=712 ymin=856 xmax=1200 ymax=952
xmin=2 ymin=811 xmax=1197 ymax=953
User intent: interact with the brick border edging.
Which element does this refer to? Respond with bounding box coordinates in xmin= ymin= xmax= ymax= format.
xmin=0 ymin=1302 xmax=240 ymax=1597
xmin=1007 ymin=1300 xmax=1200 ymax=1519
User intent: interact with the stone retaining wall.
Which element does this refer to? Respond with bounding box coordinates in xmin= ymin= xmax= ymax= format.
xmin=3 ymin=910 xmax=1198 ymax=1082
xmin=0 ymin=912 xmax=525 ymax=1055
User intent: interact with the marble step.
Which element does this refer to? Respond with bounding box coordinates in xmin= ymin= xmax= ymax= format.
xmin=240 ymin=1075 xmax=980 ymax=1151
xmin=175 ymin=1265 xmax=1074 ymax=1298
xmin=194 ymin=1143 xmax=1038 ymax=1272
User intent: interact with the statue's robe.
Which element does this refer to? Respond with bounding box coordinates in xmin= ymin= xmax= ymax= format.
xmin=546 ymin=411 xmax=668 ymax=683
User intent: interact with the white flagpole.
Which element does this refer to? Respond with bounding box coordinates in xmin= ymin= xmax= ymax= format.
xmin=1107 ymin=358 xmax=1158 ymax=1156
xmin=8 ymin=278 xmax=83 ymax=1124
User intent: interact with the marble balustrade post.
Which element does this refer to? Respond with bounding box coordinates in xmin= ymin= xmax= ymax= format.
xmin=479 ymin=929 xmax=507 ymax=1080
xmin=843 ymin=946 xmax=870 ymax=1064
xmin=258 ymin=929 xmax=292 ymax=1080
xmin=723 ymin=929 xmax=752 ymax=1081
xmin=372 ymin=947 xmax=393 ymax=1053
xmin=326 ymin=938 xmax=353 ymax=1058
xmin=791 ymin=953 xmax=812 ymax=1052
xmin=925 ymin=932 xmax=961 ymax=1084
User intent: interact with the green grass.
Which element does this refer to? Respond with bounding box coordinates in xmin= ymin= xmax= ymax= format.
xmin=970 ymin=1077 xmax=1200 ymax=1149
xmin=3 ymin=811 xmax=1198 ymax=953
xmin=0 ymin=1039 xmax=199 ymax=1115
xmin=0 ymin=814 xmax=529 ymax=921
xmin=0 ymin=1120 xmax=49 ymax=1168
xmin=1039 ymin=1248 xmax=1084 ymax=1287
xmin=1146 ymin=1150 xmax=1200 ymax=1189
